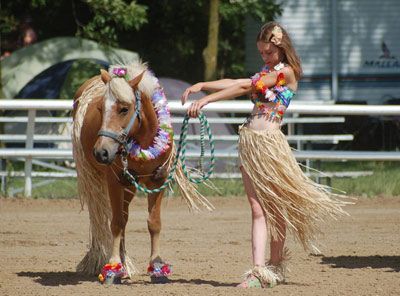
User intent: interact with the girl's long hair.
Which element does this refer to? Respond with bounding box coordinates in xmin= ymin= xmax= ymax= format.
xmin=257 ymin=22 xmax=302 ymax=80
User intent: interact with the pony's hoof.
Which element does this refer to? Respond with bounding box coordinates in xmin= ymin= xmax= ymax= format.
xmin=150 ymin=276 xmax=170 ymax=284
xmin=98 ymin=263 xmax=126 ymax=285
xmin=103 ymin=274 xmax=122 ymax=285
xmin=147 ymin=261 xmax=172 ymax=284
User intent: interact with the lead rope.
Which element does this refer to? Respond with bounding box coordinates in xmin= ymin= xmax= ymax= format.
xmin=121 ymin=112 xmax=215 ymax=193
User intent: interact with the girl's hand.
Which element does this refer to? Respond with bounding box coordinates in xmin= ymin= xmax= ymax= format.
xmin=181 ymin=83 xmax=203 ymax=105
xmin=187 ymin=99 xmax=208 ymax=118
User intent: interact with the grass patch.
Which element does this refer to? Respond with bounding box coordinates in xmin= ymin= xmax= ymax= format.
xmin=320 ymin=161 xmax=400 ymax=197
xmin=4 ymin=178 xmax=78 ymax=199
xmin=2 ymin=161 xmax=399 ymax=198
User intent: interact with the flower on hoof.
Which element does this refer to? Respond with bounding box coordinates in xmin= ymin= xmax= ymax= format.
xmin=98 ymin=262 xmax=126 ymax=284
xmin=147 ymin=262 xmax=172 ymax=278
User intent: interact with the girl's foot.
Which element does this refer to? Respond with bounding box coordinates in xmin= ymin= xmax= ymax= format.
xmin=237 ymin=274 xmax=262 ymax=288
xmin=238 ymin=265 xmax=284 ymax=288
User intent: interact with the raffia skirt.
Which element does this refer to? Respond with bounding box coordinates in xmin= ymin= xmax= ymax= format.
xmin=238 ymin=126 xmax=347 ymax=250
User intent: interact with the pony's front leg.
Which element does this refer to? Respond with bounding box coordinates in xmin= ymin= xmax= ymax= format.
xmin=147 ymin=190 xmax=172 ymax=283
xmin=98 ymin=173 xmax=127 ymax=284
xmin=119 ymin=187 xmax=137 ymax=277
xmin=147 ymin=191 xmax=163 ymax=261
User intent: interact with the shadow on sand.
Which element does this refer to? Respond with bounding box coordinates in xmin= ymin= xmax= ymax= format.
xmin=321 ymin=255 xmax=400 ymax=272
xmin=17 ymin=271 xmax=97 ymax=286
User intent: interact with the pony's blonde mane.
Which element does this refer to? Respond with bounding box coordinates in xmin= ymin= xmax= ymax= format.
xmin=108 ymin=60 xmax=160 ymax=104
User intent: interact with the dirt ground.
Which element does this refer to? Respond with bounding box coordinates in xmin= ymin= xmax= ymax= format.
xmin=0 ymin=195 xmax=399 ymax=296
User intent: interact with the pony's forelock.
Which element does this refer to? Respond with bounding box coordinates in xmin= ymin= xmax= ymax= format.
xmin=109 ymin=78 xmax=133 ymax=104
xmin=108 ymin=60 xmax=160 ymax=104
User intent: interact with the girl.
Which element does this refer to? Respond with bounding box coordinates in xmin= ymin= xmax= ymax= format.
xmin=181 ymin=22 xmax=346 ymax=288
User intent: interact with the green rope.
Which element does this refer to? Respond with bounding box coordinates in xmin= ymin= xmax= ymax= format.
xmin=122 ymin=113 xmax=215 ymax=193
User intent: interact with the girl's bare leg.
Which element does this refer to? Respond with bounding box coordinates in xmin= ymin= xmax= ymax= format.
xmin=241 ymin=167 xmax=287 ymax=266
xmin=240 ymin=166 xmax=267 ymax=266
xmin=269 ymin=208 xmax=286 ymax=265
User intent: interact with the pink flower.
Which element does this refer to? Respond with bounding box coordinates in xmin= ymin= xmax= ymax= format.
xmin=161 ymin=264 xmax=170 ymax=274
xmin=113 ymin=67 xmax=127 ymax=77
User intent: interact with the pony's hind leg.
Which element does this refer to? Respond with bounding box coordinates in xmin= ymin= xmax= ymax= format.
xmin=147 ymin=190 xmax=172 ymax=282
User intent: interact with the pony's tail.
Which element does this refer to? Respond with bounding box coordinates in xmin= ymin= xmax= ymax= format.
xmin=73 ymin=158 xmax=112 ymax=275
xmin=72 ymin=79 xmax=138 ymax=277
xmin=169 ymin=143 xmax=214 ymax=212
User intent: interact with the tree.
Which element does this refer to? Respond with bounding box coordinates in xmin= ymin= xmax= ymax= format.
xmin=124 ymin=0 xmax=281 ymax=81
xmin=203 ymin=0 xmax=220 ymax=81
xmin=1 ymin=0 xmax=282 ymax=82
xmin=0 ymin=0 xmax=147 ymax=50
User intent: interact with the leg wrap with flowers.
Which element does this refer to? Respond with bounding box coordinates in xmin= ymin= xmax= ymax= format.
xmin=98 ymin=263 xmax=127 ymax=285
xmin=147 ymin=257 xmax=172 ymax=283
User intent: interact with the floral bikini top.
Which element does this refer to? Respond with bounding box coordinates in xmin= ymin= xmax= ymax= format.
xmin=250 ymin=63 xmax=295 ymax=122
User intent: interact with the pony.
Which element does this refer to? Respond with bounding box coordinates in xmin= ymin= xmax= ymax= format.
xmin=71 ymin=61 xmax=213 ymax=283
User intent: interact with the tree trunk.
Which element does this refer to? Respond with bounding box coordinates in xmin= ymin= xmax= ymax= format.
xmin=203 ymin=0 xmax=220 ymax=81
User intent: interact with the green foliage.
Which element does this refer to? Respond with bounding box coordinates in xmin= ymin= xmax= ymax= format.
xmin=1 ymin=0 xmax=281 ymax=82
xmin=79 ymin=0 xmax=147 ymax=46
xmin=122 ymin=0 xmax=281 ymax=81
xmin=0 ymin=14 xmax=18 ymax=34
xmin=218 ymin=0 xmax=281 ymax=77
xmin=1 ymin=0 xmax=147 ymax=51
xmin=59 ymin=59 xmax=105 ymax=100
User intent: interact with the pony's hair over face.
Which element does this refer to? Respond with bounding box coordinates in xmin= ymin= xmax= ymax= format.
xmin=107 ymin=61 xmax=160 ymax=104
xmin=109 ymin=77 xmax=134 ymax=104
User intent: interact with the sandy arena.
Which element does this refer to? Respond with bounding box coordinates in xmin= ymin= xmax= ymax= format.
xmin=0 ymin=195 xmax=399 ymax=296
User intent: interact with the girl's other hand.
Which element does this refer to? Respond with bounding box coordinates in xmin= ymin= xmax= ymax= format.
xmin=181 ymin=83 xmax=203 ymax=105
xmin=187 ymin=99 xmax=207 ymax=118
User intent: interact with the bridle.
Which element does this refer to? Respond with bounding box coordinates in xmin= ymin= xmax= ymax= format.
xmin=97 ymin=89 xmax=142 ymax=152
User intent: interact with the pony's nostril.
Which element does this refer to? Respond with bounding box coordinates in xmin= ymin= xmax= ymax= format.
xmin=94 ymin=148 xmax=110 ymax=163
xmin=101 ymin=149 xmax=109 ymax=160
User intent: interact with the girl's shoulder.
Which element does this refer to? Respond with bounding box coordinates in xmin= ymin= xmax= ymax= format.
xmin=278 ymin=64 xmax=296 ymax=83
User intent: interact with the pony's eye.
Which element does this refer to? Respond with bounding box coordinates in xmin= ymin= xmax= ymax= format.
xmin=120 ymin=107 xmax=129 ymax=114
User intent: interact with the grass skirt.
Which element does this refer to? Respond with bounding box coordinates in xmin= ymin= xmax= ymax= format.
xmin=238 ymin=126 xmax=347 ymax=250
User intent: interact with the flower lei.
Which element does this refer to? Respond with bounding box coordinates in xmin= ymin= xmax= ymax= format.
xmin=250 ymin=62 xmax=289 ymax=119
xmin=251 ymin=62 xmax=286 ymax=98
xmin=98 ymin=262 xmax=126 ymax=284
xmin=147 ymin=262 xmax=172 ymax=278
xmin=126 ymin=87 xmax=173 ymax=161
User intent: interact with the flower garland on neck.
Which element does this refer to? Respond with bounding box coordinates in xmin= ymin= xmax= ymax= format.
xmin=251 ymin=62 xmax=286 ymax=100
xmin=126 ymin=83 xmax=173 ymax=161
xmin=250 ymin=62 xmax=292 ymax=119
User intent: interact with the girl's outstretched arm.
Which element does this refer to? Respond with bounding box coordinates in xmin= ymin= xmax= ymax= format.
xmin=181 ymin=78 xmax=251 ymax=105
xmin=186 ymin=79 xmax=252 ymax=118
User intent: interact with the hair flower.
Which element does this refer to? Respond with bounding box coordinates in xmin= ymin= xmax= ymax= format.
xmin=112 ymin=67 xmax=128 ymax=78
xmin=270 ymin=26 xmax=283 ymax=46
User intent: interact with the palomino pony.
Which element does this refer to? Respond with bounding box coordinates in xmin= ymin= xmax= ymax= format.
xmin=72 ymin=61 xmax=213 ymax=283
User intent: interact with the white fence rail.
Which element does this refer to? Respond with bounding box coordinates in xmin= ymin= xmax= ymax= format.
xmin=1 ymin=99 xmax=400 ymax=197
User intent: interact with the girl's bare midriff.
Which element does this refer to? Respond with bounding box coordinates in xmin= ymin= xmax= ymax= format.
xmin=246 ymin=103 xmax=282 ymax=131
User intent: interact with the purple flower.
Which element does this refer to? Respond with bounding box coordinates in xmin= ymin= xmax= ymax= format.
xmin=112 ymin=67 xmax=127 ymax=77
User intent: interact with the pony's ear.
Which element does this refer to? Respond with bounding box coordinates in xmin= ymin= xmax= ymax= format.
xmin=100 ymin=69 xmax=111 ymax=84
xmin=128 ymin=71 xmax=145 ymax=89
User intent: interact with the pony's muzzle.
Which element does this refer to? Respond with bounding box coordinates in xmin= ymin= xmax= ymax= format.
xmin=93 ymin=147 xmax=114 ymax=164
